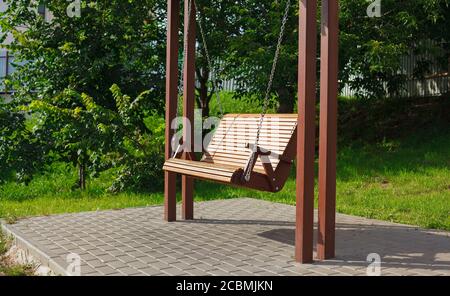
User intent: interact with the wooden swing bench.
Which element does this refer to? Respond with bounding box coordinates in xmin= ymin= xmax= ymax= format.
xmin=163 ymin=114 xmax=298 ymax=192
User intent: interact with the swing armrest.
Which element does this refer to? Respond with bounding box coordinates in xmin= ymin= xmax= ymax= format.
xmin=242 ymin=149 xmax=259 ymax=181
xmin=242 ymin=144 xmax=277 ymax=184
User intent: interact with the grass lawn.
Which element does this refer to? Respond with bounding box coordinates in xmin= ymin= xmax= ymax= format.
xmin=1 ymin=124 xmax=449 ymax=231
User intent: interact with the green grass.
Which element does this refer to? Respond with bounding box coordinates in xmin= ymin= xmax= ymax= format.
xmin=0 ymin=163 xmax=164 ymax=221
xmin=0 ymin=125 xmax=449 ymax=230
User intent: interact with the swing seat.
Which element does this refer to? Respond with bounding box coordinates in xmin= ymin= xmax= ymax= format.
xmin=163 ymin=114 xmax=298 ymax=192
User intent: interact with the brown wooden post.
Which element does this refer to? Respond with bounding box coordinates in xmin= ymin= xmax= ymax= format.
xmin=182 ymin=0 xmax=196 ymax=220
xmin=164 ymin=0 xmax=180 ymax=222
xmin=296 ymin=0 xmax=317 ymax=264
xmin=317 ymin=0 xmax=339 ymax=260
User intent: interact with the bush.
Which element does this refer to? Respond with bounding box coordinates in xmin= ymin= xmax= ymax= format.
xmin=338 ymin=94 xmax=450 ymax=143
xmin=109 ymin=112 xmax=165 ymax=193
xmin=0 ymin=99 xmax=48 ymax=184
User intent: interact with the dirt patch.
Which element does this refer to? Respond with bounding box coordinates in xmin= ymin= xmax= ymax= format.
xmin=0 ymin=230 xmax=36 ymax=276
xmin=381 ymin=179 xmax=390 ymax=189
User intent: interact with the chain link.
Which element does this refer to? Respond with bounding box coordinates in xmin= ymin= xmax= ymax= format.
xmin=244 ymin=0 xmax=291 ymax=182
xmin=194 ymin=0 xmax=224 ymax=118
xmin=177 ymin=0 xmax=193 ymax=102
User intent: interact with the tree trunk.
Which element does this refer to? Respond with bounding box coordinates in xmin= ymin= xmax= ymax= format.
xmin=78 ymin=162 xmax=86 ymax=190
xmin=196 ymin=67 xmax=211 ymax=118
xmin=276 ymin=87 xmax=295 ymax=113
xmin=448 ymin=55 xmax=450 ymax=92
xmin=199 ymin=80 xmax=210 ymax=118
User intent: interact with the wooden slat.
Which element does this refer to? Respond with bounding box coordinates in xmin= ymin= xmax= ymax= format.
xmin=223 ymin=114 xmax=298 ymax=118
xmin=204 ymin=151 xmax=281 ymax=162
xmin=207 ymin=139 xmax=290 ymax=148
xmin=210 ymin=133 xmax=293 ymax=141
xmin=219 ymin=121 xmax=298 ymax=127
xmin=167 ymin=158 xmax=241 ymax=170
xmin=165 ymin=160 xmax=237 ymax=173
xmin=219 ymin=122 xmax=298 ymax=128
xmin=212 ymin=135 xmax=294 ymax=142
xmin=214 ymin=127 xmax=297 ymax=133
xmin=165 ymin=163 xmax=235 ymax=178
xmin=205 ymin=149 xmax=281 ymax=158
xmin=217 ymin=117 xmax=297 ymax=123
xmin=202 ymin=159 xmax=266 ymax=174
xmin=164 ymin=166 xmax=232 ymax=183
xmin=211 ymin=130 xmax=294 ymax=136
xmin=203 ymin=156 xmax=271 ymax=170
xmin=208 ymin=155 xmax=277 ymax=166
xmin=206 ymin=148 xmax=285 ymax=158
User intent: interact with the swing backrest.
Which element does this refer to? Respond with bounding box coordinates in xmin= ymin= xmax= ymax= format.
xmin=202 ymin=114 xmax=298 ymax=172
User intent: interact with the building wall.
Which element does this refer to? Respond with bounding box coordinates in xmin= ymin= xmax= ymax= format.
xmin=0 ymin=0 xmax=13 ymax=97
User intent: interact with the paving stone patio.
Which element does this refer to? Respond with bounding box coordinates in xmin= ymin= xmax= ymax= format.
xmin=1 ymin=198 xmax=449 ymax=276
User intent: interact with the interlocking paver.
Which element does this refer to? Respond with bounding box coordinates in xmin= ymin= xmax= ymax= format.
xmin=1 ymin=198 xmax=449 ymax=276
xmin=85 ymin=258 xmax=107 ymax=269
xmin=97 ymin=266 xmax=120 ymax=276
xmin=106 ymin=260 xmax=128 ymax=269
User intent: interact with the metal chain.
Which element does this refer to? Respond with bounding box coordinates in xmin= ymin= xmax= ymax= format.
xmin=244 ymin=0 xmax=291 ymax=182
xmin=177 ymin=0 xmax=193 ymax=104
xmin=194 ymin=0 xmax=224 ymax=118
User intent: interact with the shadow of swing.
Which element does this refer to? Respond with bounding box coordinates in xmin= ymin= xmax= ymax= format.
xmin=182 ymin=218 xmax=450 ymax=271
xmin=258 ymin=224 xmax=450 ymax=271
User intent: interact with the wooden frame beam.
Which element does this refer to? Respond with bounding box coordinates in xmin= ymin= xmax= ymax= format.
xmin=296 ymin=0 xmax=318 ymax=264
xmin=164 ymin=0 xmax=180 ymax=222
xmin=318 ymin=0 xmax=339 ymax=260
xmin=182 ymin=0 xmax=196 ymax=220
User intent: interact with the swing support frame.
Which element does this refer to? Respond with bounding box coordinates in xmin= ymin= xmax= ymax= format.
xmin=164 ymin=0 xmax=339 ymax=264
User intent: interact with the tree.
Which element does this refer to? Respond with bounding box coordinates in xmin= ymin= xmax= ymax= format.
xmin=0 ymin=0 xmax=166 ymax=109
xmin=193 ymin=0 xmax=241 ymax=118
xmin=224 ymin=0 xmax=449 ymax=112
xmin=0 ymin=98 xmax=48 ymax=184
xmin=0 ymin=0 xmax=167 ymax=189
xmin=339 ymin=0 xmax=450 ymax=98
xmin=22 ymin=86 xmax=164 ymax=191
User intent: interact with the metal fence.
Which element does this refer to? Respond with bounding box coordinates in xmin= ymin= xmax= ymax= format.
xmin=217 ymin=41 xmax=449 ymax=98
xmin=0 ymin=51 xmax=14 ymax=94
xmin=341 ymin=42 xmax=449 ymax=98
